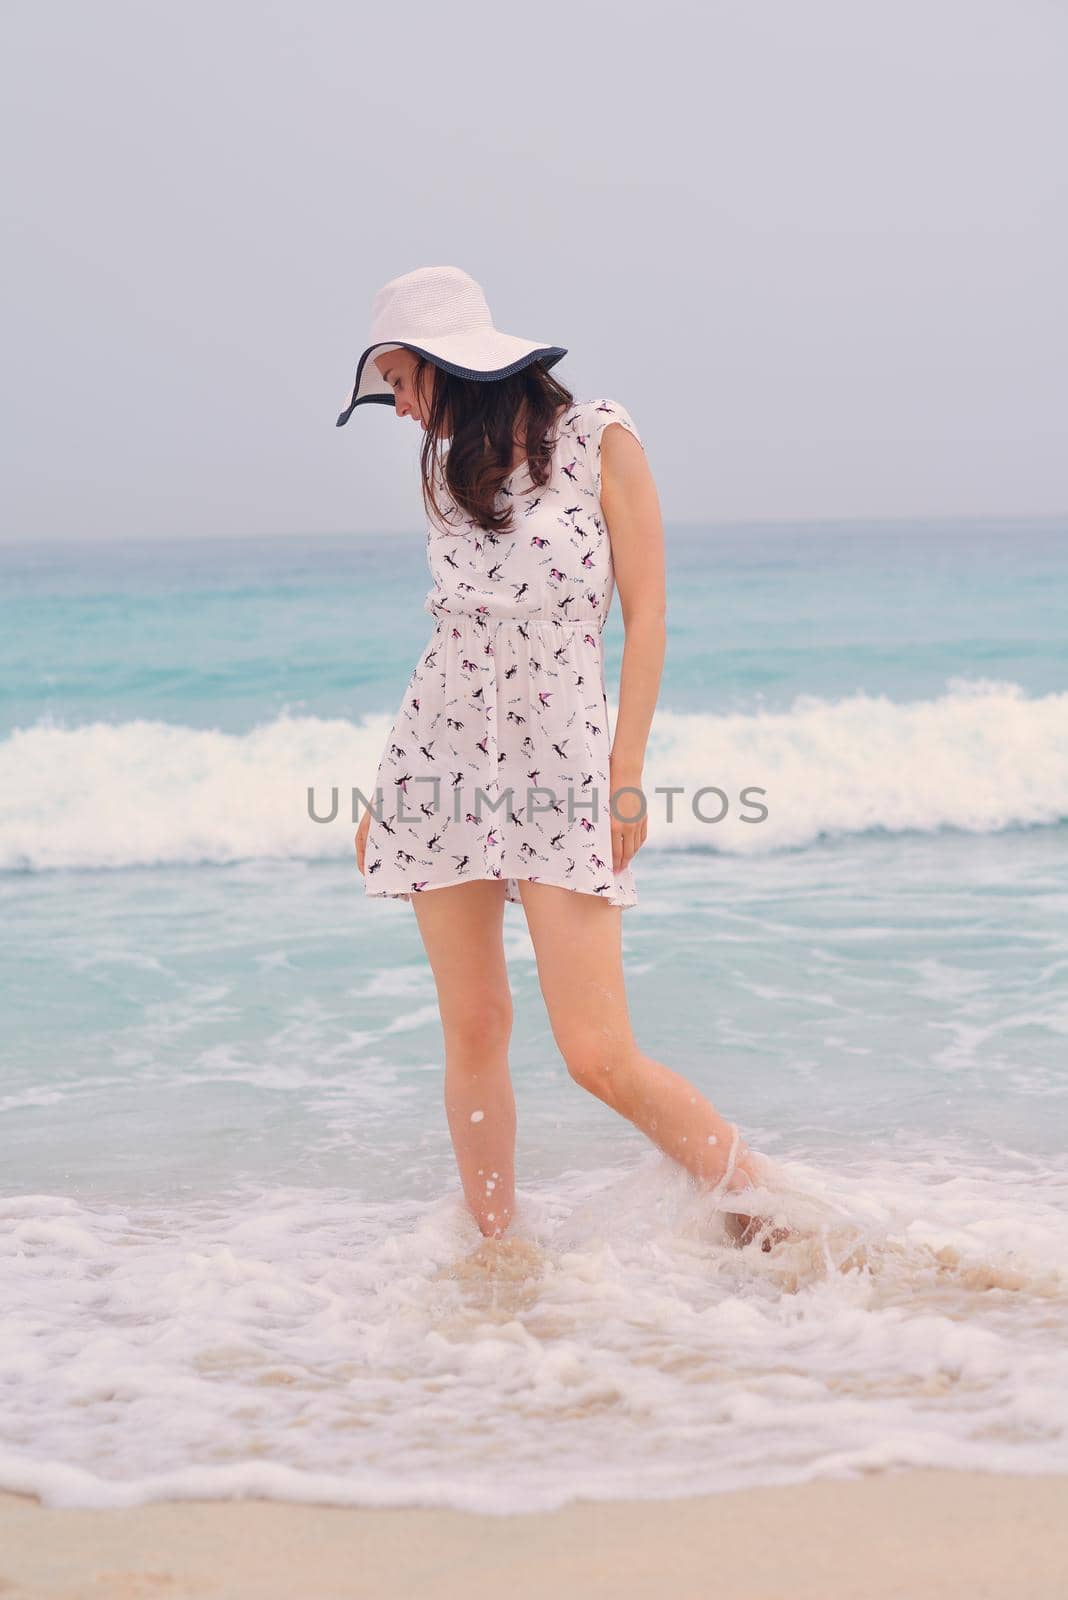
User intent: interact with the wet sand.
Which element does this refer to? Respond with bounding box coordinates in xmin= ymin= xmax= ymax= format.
xmin=1 ymin=1469 xmax=1066 ymax=1599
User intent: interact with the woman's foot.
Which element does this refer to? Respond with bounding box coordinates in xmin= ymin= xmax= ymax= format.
xmin=720 ymin=1141 xmax=795 ymax=1250
xmin=722 ymin=1209 xmax=795 ymax=1251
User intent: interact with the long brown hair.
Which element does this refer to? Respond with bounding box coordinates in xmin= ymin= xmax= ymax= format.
xmin=413 ymin=357 xmax=575 ymax=536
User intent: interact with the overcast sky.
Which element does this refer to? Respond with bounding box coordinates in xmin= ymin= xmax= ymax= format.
xmin=2 ymin=0 xmax=1066 ymax=541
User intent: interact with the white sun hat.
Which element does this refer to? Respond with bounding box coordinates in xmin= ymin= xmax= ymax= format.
xmin=335 ymin=264 xmax=567 ymax=426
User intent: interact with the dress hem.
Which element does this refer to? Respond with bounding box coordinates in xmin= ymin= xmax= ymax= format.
xmin=362 ymin=871 xmax=637 ymax=910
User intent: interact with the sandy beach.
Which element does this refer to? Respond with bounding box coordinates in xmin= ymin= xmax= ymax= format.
xmin=1 ymin=1470 xmax=1065 ymax=1600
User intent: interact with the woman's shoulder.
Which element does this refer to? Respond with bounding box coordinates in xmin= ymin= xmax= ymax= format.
xmin=572 ymin=397 xmax=643 ymax=447
xmin=561 ymin=399 xmax=644 ymax=497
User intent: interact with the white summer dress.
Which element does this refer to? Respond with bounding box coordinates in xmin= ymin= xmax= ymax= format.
xmin=362 ymin=397 xmax=643 ymax=911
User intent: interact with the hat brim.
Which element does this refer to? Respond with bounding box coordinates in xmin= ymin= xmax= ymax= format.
xmin=335 ymin=338 xmax=568 ymax=427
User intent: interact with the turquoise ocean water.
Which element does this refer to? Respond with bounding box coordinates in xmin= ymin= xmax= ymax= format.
xmin=1 ymin=517 xmax=1067 ymax=1511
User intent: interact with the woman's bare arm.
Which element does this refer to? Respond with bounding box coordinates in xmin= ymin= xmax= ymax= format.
xmin=600 ymin=423 xmax=667 ymax=865
xmin=601 ymin=423 xmax=666 ymax=769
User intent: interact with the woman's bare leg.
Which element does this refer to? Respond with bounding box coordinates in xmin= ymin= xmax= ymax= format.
xmin=516 ymin=880 xmax=781 ymax=1244
xmin=411 ymin=878 xmax=516 ymax=1237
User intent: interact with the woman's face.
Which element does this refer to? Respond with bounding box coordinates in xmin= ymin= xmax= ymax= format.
xmin=374 ymin=348 xmax=433 ymax=428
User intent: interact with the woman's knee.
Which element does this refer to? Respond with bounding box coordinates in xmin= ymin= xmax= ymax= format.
xmin=441 ymin=992 xmax=514 ymax=1062
xmin=558 ymin=1033 xmax=637 ymax=1102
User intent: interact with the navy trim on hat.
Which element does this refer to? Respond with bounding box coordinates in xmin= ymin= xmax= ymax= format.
xmin=335 ymin=344 xmax=568 ymax=427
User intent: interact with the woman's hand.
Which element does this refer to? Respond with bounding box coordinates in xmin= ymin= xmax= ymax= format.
xmin=609 ymin=758 xmax=648 ymax=875
xmin=354 ymin=808 xmax=371 ymax=875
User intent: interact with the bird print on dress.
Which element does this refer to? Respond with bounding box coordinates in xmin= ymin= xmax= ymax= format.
xmin=362 ymin=398 xmax=644 ymax=910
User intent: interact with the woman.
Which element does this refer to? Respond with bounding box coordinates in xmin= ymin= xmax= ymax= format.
xmin=340 ymin=266 xmax=788 ymax=1251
